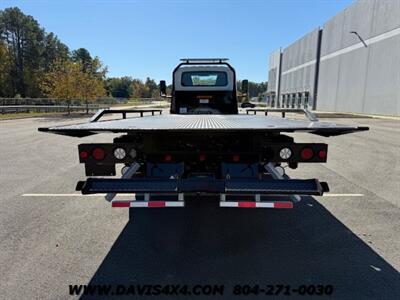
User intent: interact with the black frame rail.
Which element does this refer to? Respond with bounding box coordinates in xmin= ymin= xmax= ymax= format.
xmin=90 ymin=109 xmax=162 ymax=122
xmin=246 ymin=108 xmax=319 ymax=122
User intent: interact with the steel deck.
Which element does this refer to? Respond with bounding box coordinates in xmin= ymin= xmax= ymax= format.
xmin=39 ymin=114 xmax=368 ymax=137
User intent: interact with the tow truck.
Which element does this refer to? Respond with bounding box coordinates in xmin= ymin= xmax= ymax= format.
xmin=39 ymin=58 xmax=368 ymax=209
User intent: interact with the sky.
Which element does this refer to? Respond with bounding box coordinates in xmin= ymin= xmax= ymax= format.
xmin=0 ymin=0 xmax=353 ymax=83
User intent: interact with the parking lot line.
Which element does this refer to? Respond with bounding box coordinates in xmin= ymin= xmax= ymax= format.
xmin=321 ymin=193 xmax=364 ymax=197
xmin=22 ymin=193 xmax=106 ymax=197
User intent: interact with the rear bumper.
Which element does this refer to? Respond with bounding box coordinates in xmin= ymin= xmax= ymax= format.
xmin=76 ymin=178 xmax=329 ymax=196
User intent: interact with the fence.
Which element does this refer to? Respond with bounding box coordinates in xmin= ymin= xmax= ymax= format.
xmin=0 ymin=97 xmax=161 ymax=105
xmin=0 ymin=97 xmax=165 ymax=115
xmin=1 ymin=98 xmax=113 ymax=114
xmin=0 ymin=104 xmax=109 ymax=114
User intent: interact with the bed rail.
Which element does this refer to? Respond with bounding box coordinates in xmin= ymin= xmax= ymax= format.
xmin=90 ymin=108 xmax=162 ymax=122
xmin=246 ymin=108 xmax=318 ymax=122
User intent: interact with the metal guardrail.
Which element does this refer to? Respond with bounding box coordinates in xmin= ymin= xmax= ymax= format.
xmin=0 ymin=97 xmax=164 ymax=115
xmin=0 ymin=97 xmax=115 ymax=104
xmin=0 ymin=97 xmax=160 ymax=105
xmin=0 ymin=104 xmax=109 ymax=114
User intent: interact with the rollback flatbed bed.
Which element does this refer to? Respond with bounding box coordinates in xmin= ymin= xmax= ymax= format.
xmin=39 ymin=59 xmax=368 ymax=210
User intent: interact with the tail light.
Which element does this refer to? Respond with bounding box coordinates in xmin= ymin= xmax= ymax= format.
xmin=92 ymin=147 xmax=106 ymax=160
xmin=232 ymin=154 xmax=240 ymax=162
xmin=164 ymin=154 xmax=172 ymax=162
xmin=79 ymin=150 xmax=89 ymax=159
xmin=318 ymin=150 xmax=327 ymax=159
xmin=199 ymin=154 xmax=206 ymax=162
xmin=300 ymin=148 xmax=314 ymax=160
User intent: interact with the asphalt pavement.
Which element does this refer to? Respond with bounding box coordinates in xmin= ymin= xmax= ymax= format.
xmin=0 ymin=114 xmax=399 ymax=299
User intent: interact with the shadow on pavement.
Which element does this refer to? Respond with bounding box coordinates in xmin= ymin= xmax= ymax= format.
xmin=82 ymin=197 xmax=400 ymax=299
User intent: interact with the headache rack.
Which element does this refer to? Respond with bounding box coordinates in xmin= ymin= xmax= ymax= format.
xmin=180 ymin=58 xmax=229 ymax=64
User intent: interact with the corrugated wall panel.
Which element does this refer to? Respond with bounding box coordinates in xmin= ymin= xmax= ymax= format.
xmin=363 ymin=32 xmax=400 ymax=115
xmin=267 ymin=0 xmax=400 ymax=115
xmin=279 ymin=28 xmax=319 ymax=107
xmin=317 ymin=0 xmax=400 ymax=115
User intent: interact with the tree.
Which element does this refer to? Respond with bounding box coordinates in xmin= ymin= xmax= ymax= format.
xmin=130 ymin=79 xmax=147 ymax=98
xmin=0 ymin=41 xmax=13 ymax=96
xmin=40 ymin=59 xmax=106 ymax=100
xmin=237 ymin=80 xmax=268 ymax=99
xmin=105 ymin=77 xmax=161 ymax=99
xmin=0 ymin=7 xmax=71 ymax=97
xmin=72 ymin=48 xmax=92 ymax=72
xmin=144 ymin=77 xmax=158 ymax=98
xmin=43 ymin=32 xmax=69 ymax=70
xmin=106 ymin=77 xmax=133 ymax=98
xmin=0 ymin=7 xmax=46 ymax=96
xmin=128 ymin=77 xmax=160 ymax=99
xmin=90 ymin=57 xmax=107 ymax=80
xmin=72 ymin=48 xmax=107 ymax=80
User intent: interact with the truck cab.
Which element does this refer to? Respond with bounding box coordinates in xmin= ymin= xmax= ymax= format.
xmin=160 ymin=59 xmax=239 ymax=115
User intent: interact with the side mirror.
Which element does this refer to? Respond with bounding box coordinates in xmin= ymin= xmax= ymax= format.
xmin=159 ymin=80 xmax=167 ymax=97
xmin=241 ymin=79 xmax=249 ymax=95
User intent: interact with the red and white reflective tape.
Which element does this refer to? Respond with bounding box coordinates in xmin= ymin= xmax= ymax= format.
xmin=112 ymin=201 xmax=184 ymax=208
xmin=113 ymin=200 xmax=292 ymax=209
xmin=220 ymin=201 xmax=293 ymax=209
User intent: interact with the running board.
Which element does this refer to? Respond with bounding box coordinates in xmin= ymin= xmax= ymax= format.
xmin=76 ymin=178 xmax=328 ymax=195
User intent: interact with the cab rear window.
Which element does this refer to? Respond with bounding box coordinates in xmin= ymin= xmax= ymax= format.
xmin=181 ymin=71 xmax=228 ymax=86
